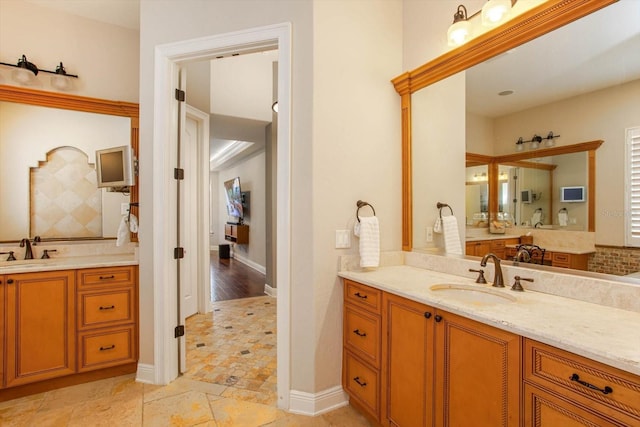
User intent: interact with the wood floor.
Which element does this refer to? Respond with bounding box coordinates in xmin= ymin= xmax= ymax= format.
xmin=210 ymin=250 xmax=266 ymax=301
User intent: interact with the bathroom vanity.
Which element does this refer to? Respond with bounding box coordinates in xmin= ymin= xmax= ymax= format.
xmin=338 ymin=252 xmax=640 ymax=427
xmin=0 ymin=253 xmax=138 ymax=400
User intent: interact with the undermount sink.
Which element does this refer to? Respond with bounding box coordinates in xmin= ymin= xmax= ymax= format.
xmin=430 ymin=284 xmax=517 ymax=304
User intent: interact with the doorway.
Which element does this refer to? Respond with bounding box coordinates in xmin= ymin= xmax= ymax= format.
xmin=152 ymin=23 xmax=292 ymax=409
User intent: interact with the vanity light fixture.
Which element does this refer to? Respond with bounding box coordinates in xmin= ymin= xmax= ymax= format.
xmin=515 ymin=131 xmax=560 ymax=151
xmin=0 ymin=54 xmax=78 ymax=89
xmin=544 ymin=131 xmax=560 ymax=147
xmin=448 ymin=5 xmax=471 ymax=47
xmin=481 ymin=0 xmax=513 ymax=26
xmin=529 ymin=134 xmax=542 ymax=149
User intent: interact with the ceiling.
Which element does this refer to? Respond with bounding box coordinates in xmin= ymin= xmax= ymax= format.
xmin=26 ymin=0 xmax=140 ymax=30
xmin=466 ymin=0 xmax=640 ymax=118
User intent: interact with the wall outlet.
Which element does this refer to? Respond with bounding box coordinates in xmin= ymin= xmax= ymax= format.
xmin=335 ymin=230 xmax=351 ymax=249
xmin=121 ymin=203 xmax=130 ymax=215
xmin=426 ymin=226 xmax=433 ymax=242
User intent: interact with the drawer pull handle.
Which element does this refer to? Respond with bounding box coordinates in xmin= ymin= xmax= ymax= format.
xmin=99 ymin=275 xmax=116 ymax=280
xmin=99 ymin=305 xmax=115 ymax=310
xmin=353 ymin=329 xmax=367 ymax=337
xmin=570 ymin=374 xmax=613 ymax=395
xmin=353 ymin=376 xmax=367 ymax=387
xmin=354 ymin=292 xmax=368 ymax=299
xmin=100 ymin=345 xmax=116 ymax=351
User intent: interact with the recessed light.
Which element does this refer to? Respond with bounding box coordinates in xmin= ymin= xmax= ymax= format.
xmin=498 ymin=90 xmax=514 ymax=96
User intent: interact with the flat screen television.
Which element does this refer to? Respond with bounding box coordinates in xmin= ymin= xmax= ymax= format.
xmin=561 ymin=186 xmax=585 ymax=202
xmin=95 ymin=145 xmax=135 ymax=188
xmin=520 ymin=189 xmax=532 ymax=204
xmin=224 ymin=177 xmax=244 ymax=222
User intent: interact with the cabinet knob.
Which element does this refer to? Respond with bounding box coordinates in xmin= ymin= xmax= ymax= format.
xmin=7 ymin=279 xmax=14 ymax=284
xmin=424 ymin=312 xmax=432 ymax=319
xmin=434 ymin=314 xmax=443 ymax=322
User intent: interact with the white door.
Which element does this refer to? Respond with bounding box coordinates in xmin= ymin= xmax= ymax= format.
xmin=180 ymin=114 xmax=199 ymax=319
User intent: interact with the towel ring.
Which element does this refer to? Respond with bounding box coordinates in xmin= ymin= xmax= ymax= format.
xmin=437 ymin=202 xmax=454 ymax=219
xmin=356 ymin=200 xmax=376 ymax=223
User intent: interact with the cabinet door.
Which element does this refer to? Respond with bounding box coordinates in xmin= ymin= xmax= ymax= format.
xmin=434 ymin=311 xmax=520 ymax=427
xmin=0 ymin=276 xmax=4 ymax=387
xmin=524 ymin=384 xmax=620 ymax=427
xmin=5 ymin=270 xmax=76 ymax=388
xmin=384 ymin=293 xmax=434 ymax=427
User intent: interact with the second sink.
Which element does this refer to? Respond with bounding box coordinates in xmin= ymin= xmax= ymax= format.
xmin=430 ymin=284 xmax=517 ymax=304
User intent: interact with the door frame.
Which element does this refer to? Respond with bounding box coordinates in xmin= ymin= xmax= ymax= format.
xmin=151 ymin=23 xmax=292 ymax=409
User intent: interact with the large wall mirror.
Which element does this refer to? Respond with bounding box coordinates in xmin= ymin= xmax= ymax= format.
xmin=394 ymin=0 xmax=640 ymax=275
xmin=0 ymin=85 xmax=139 ymax=242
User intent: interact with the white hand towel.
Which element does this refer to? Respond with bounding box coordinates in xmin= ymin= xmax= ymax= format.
xmin=531 ymin=211 xmax=542 ymax=225
xmin=433 ymin=217 xmax=442 ymax=233
xmin=558 ymin=210 xmax=568 ymax=227
xmin=129 ymin=213 xmax=139 ymax=233
xmin=442 ymin=215 xmax=462 ymax=255
xmin=354 ymin=216 xmax=380 ymax=268
xmin=116 ymin=215 xmax=130 ymax=247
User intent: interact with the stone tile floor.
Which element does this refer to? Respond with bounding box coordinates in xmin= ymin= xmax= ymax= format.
xmin=0 ymin=296 xmax=371 ymax=426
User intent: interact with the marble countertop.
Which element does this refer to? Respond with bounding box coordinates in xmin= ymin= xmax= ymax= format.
xmin=0 ymin=253 xmax=138 ymax=274
xmin=338 ymin=265 xmax=640 ymax=376
xmin=465 ymin=234 xmax=521 ymax=242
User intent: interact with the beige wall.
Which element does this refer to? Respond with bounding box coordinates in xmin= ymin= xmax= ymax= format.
xmin=0 ymin=1 xmax=139 ymax=102
xmin=139 ymin=0 xmax=402 ymax=394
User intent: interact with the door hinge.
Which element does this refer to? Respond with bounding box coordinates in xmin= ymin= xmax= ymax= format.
xmin=174 ymin=247 xmax=185 ymax=259
xmin=174 ymin=168 xmax=184 ymax=180
xmin=175 ymin=88 xmax=185 ymax=102
xmin=175 ymin=325 xmax=185 ymax=338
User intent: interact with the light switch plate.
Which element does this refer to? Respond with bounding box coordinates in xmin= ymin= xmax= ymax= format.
xmin=426 ymin=226 xmax=433 ymax=242
xmin=335 ymin=230 xmax=351 ymax=249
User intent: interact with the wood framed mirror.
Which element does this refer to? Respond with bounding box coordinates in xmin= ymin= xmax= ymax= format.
xmin=0 ymin=84 xmax=139 ymax=242
xmin=392 ymin=0 xmax=616 ymax=250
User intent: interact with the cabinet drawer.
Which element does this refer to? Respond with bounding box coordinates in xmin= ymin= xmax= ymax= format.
xmin=78 ymin=326 xmax=136 ymax=372
xmin=344 ymin=351 xmax=379 ymax=420
xmin=78 ymin=289 xmax=135 ymax=329
xmin=344 ymin=305 xmax=380 ymax=367
xmin=344 ymin=280 xmax=381 ymax=314
xmin=551 ymin=252 xmax=571 ymax=267
xmin=77 ymin=266 xmax=136 ymax=290
xmin=524 ymin=339 xmax=640 ymax=425
xmin=491 ymin=240 xmax=506 ymax=249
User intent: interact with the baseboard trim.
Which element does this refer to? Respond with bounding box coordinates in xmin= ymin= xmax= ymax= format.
xmin=288 ymin=386 xmax=349 ymax=416
xmin=264 ymin=283 xmax=277 ymax=297
xmin=135 ymin=363 xmax=156 ymax=384
xmin=232 ymin=253 xmax=266 ymax=274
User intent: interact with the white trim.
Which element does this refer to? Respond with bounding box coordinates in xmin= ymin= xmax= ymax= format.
xmin=625 ymin=126 xmax=640 ymax=247
xmin=264 ymin=283 xmax=277 ymax=298
xmin=232 ymin=252 xmax=266 ymax=274
xmin=152 ymin=23 xmax=292 ymax=409
xmin=135 ymin=363 xmax=156 ymax=384
xmin=288 ymin=387 xmax=349 ymax=416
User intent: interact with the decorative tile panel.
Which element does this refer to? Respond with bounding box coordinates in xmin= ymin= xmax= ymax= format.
xmin=30 ymin=146 xmax=102 ymax=238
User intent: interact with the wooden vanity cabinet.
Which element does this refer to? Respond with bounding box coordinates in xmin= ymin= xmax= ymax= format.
xmin=466 ymin=237 xmax=519 ymax=259
xmin=523 ymin=339 xmax=640 ymax=427
xmin=0 ymin=265 xmax=138 ymax=395
xmin=76 ymin=266 xmax=138 ymax=372
xmin=343 ymin=280 xmax=383 ymax=423
xmin=3 ymin=270 xmax=76 ymax=388
xmin=383 ymin=292 xmax=521 ymax=427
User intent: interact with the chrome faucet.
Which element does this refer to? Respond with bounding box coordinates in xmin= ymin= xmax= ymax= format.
xmin=480 ymin=252 xmax=505 ymax=288
xmin=512 ymin=248 xmax=530 ymax=266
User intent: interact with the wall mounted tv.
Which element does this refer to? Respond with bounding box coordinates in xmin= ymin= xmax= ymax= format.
xmin=224 ymin=177 xmax=244 ymax=223
xmin=95 ymin=145 xmax=135 ymax=190
xmin=560 ymin=186 xmax=585 ymax=202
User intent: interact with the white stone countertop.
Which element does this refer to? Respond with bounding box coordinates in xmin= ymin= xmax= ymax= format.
xmin=465 ymin=234 xmax=521 ymax=242
xmin=338 ymin=265 xmax=640 ymax=376
xmin=0 ymin=253 xmax=138 ymax=274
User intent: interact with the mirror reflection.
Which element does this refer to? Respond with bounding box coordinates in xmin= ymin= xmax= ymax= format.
xmin=0 ymin=101 xmax=131 ymax=241
xmin=408 ymin=0 xmax=640 ymax=275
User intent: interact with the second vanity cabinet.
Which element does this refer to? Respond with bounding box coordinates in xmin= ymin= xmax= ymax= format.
xmin=466 ymin=237 xmax=519 ymax=259
xmin=384 ymin=292 xmax=520 ymax=427
xmin=0 ymin=265 xmax=138 ymax=394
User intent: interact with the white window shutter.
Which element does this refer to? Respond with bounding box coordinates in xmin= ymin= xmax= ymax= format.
xmin=625 ymin=127 xmax=640 ymax=246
